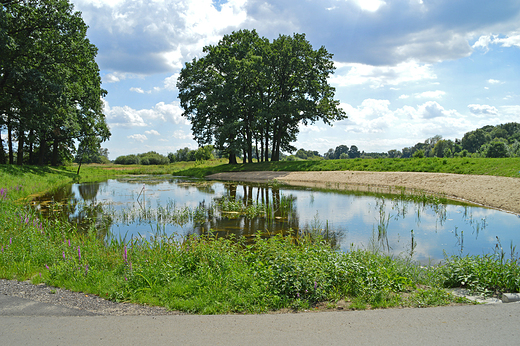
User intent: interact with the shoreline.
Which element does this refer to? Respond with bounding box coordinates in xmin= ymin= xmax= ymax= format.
xmin=206 ymin=171 xmax=520 ymax=215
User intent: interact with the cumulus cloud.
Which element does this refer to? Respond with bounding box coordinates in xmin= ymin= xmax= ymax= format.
xmin=164 ymin=73 xmax=180 ymax=91
xmin=414 ymin=90 xmax=446 ymax=99
xmin=145 ymin=130 xmax=161 ymax=136
xmin=330 ymin=61 xmax=437 ymax=88
xmin=468 ymin=104 xmax=499 ymax=116
xmin=173 ymin=130 xmax=192 ymax=140
xmin=73 ymin=0 xmax=248 ymax=74
xmin=130 ymin=87 xmax=146 ymax=94
xmin=103 ymin=100 xmax=189 ymax=128
xmin=473 ymin=32 xmax=520 ymax=52
xmin=127 ymin=134 xmax=148 ymax=142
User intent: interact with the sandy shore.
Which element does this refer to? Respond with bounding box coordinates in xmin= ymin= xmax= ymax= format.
xmin=206 ymin=171 xmax=520 ymax=215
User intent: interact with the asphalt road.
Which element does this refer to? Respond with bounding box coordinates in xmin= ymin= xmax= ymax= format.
xmin=1 ymin=295 xmax=519 ymax=345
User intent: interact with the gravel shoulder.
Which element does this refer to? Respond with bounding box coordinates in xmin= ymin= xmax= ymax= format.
xmin=207 ymin=171 xmax=520 ymax=215
xmin=0 ymin=279 xmax=179 ymax=316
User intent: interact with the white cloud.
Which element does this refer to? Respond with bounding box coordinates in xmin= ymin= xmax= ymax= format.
xmin=164 ymin=73 xmax=180 ymax=91
xmin=487 ymin=79 xmax=501 ymax=84
xmin=145 ymin=130 xmax=161 ymax=136
xmin=353 ymin=0 xmax=386 ymax=12
xmin=414 ymin=90 xmax=446 ymax=99
xmin=473 ymin=32 xmax=520 ymax=52
xmin=130 ymin=87 xmax=145 ymax=94
xmin=468 ymin=104 xmax=499 ymax=116
xmin=331 ymin=61 xmax=436 ymax=88
xmin=173 ymin=130 xmax=191 ymax=140
xmin=103 ymin=100 xmax=148 ymax=128
xmin=104 ymin=100 xmax=188 ymax=128
xmin=103 ymin=72 xmax=144 ymax=83
xmin=127 ymin=134 xmax=148 ymax=142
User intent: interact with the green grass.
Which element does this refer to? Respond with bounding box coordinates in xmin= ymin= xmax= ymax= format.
xmin=173 ymin=157 xmax=520 ymax=179
xmin=1 ymin=159 xmax=519 ymax=313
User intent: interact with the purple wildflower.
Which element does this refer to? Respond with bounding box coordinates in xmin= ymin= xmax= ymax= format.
xmin=68 ymin=239 xmax=71 ymax=247
xmin=45 ymin=264 xmax=49 ymax=270
xmin=123 ymin=246 xmax=128 ymax=263
xmin=62 ymin=251 xmax=66 ymax=260
xmin=314 ymin=281 xmax=317 ymax=290
xmin=9 ymin=238 xmax=12 ymax=245
xmin=78 ymin=246 xmax=81 ymax=262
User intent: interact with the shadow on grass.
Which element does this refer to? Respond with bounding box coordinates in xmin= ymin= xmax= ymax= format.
xmin=0 ymin=164 xmax=78 ymax=179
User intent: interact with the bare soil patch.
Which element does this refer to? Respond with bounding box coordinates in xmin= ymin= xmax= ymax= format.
xmin=206 ymin=171 xmax=520 ymax=215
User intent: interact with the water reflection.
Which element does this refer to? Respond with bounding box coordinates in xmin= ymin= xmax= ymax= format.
xmin=31 ymin=175 xmax=520 ymax=263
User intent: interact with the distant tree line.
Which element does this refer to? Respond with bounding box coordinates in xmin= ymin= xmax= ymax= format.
xmin=289 ymin=122 xmax=520 ymax=161
xmin=114 ymin=152 xmax=170 ymax=165
xmin=167 ymin=146 xmax=214 ymax=163
xmin=0 ymin=0 xmax=110 ymax=166
xmin=114 ymin=146 xmax=215 ymax=165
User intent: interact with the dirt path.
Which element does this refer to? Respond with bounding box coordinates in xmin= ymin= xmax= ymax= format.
xmin=206 ymin=171 xmax=520 ymax=215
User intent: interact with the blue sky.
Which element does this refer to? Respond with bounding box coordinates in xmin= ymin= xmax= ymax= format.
xmin=70 ymin=0 xmax=520 ymax=159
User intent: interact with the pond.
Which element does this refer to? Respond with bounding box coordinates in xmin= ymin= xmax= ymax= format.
xmin=32 ymin=175 xmax=520 ymax=264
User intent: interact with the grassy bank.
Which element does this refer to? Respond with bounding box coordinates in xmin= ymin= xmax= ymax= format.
xmin=173 ymin=157 xmax=520 ymax=179
xmin=1 ymin=163 xmax=519 ymax=313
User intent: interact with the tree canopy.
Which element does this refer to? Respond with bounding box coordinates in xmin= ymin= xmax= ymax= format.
xmin=177 ymin=29 xmax=346 ymax=164
xmin=0 ymin=0 xmax=110 ymax=166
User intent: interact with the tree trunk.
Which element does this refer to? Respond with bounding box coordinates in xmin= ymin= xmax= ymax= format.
xmin=255 ymin=136 xmax=260 ymax=163
xmin=264 ymin=125 xmax=269 ymax=162
xmin=228 ymin=152 xmax=237 ymax=164
xmin=0 ymin=131 xmax=5 ymax=164
xmin=38 ymin=137 xmax=47 ymax=165
xmin=51 ymin=138 xmax=59 ymax=166
xmin=16 ymin=130 xmax=24 ymax=165
xmin=28 ymin=130 xmax=34 ymax=165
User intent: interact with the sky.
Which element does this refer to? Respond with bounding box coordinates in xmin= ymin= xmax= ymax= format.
xmin=69 ymin=0 xmax=520 ymax=159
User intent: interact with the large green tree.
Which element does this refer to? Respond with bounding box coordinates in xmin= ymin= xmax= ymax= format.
xmin=0 ymin=0 xmax=109 ymax=166
xmin=177 ymin=30 xmax=346 ymax=163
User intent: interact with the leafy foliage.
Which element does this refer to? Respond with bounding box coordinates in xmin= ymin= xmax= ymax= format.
xmin=177 ymin=29 xmax=346 ymax=164
xmin=0 ymin=0 xmax=110 ymax=166
xmin=114 ymin=152 xmax=169 ymax=165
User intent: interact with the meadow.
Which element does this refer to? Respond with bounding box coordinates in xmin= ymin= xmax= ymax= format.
xmin=1 ymin=158 xmax=519 ymax=313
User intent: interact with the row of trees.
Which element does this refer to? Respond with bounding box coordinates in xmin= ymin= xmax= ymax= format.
xmin=114 ymin=146 xmax=215 ymax=165
xmin=177 ymin=29 xmax=346 ymax=164
xmin=290 ymin=122 xmax=520 ymax=161
xmin=114 ymin=152 xmax=170 ymax=165
xmin=0 ymin=0 xmax=110 ymax=166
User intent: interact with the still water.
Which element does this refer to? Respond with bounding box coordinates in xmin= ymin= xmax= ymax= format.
xmin=33 ymin=175 xmax=520 ymax=263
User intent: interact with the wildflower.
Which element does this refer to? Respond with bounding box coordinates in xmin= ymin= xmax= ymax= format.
xmin=314 ymin=281 xmax=317 ymax=290
xmin=9 ymin=238 xmax=12 ymax=245
xmin=62 ymin=251 xmax=66 ymax=260
xmin=78 ymin=246 xmax=81 ymax=262
xmin=123 ymin=245 xmax=128 ymax=263
xmin=45 ymin=264 xmax=49 ymax=270
xmin=68 ymin=239 xmax=71 ymax=247
xmin=85 ymin=265 xmax=89 ymax=276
